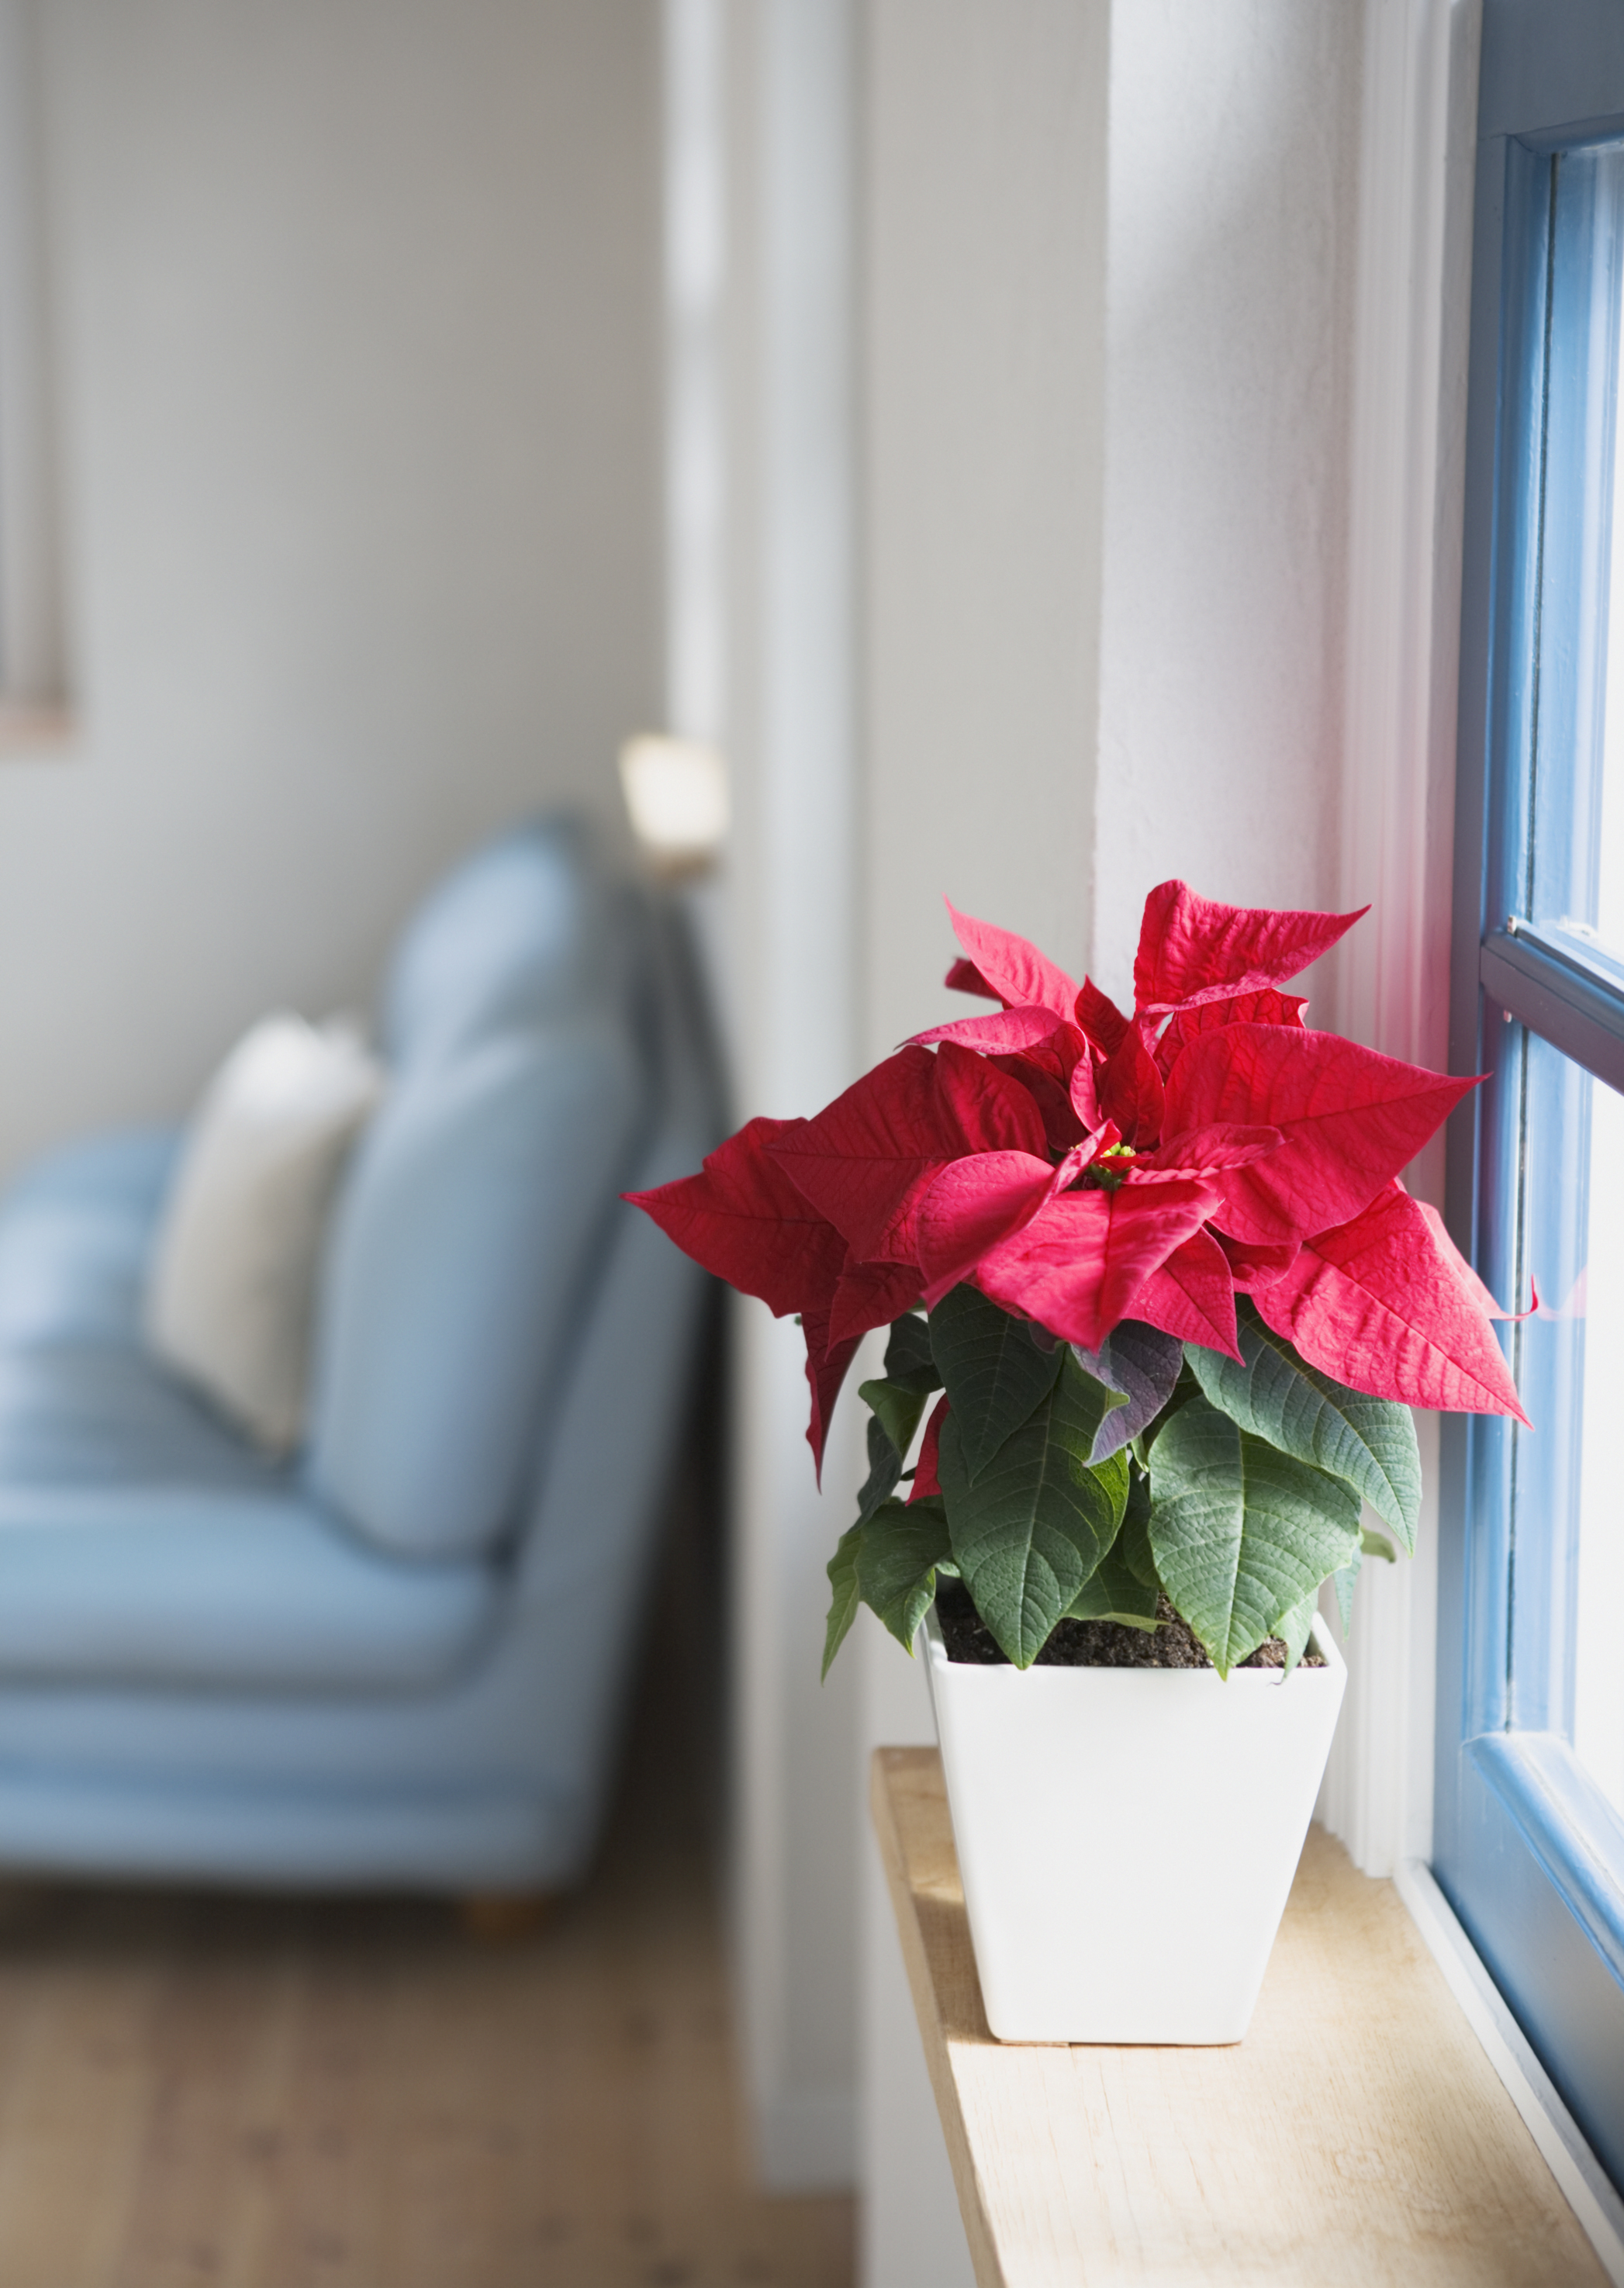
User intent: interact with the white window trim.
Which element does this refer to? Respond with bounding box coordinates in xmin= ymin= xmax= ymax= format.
xmin=1324 ymin=0 xmax=1474 ymax=1883
xmin=663 ymin=0 xmax=863 ymax=2193
xmin=1398 ymin=1856 xmax=1624 ymax=2281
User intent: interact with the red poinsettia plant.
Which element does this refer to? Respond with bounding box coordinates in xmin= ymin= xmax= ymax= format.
xmin=631 ymin=884 xmax=1527 ymax=1677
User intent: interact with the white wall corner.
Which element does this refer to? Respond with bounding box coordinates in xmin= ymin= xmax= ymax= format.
xmin=0 ymin=0 xmax=67 ymax=709
xmin=731 ymin=1309 xmax=862 ymax=2193
xmin=663 ymin=0 xmax=729 ymax=755
xmin=859 ymin=1617 xmax=977 ymax=2288
xmin=1321 ymin=0 xmax=1481 ymax=1879
xmin=1090 ymin=0 xmax=1365 ymax=993
xmin=680 ymin=0 xmax=864 ymax=2193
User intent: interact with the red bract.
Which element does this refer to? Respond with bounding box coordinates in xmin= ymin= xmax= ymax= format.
xmin=943 ymin=903 xmax=1077 ymax=1021
xmin=1066 ymin=1045 xmax=1102 ymax=1132
xmin=1075 ymin=977 xmax=1129 ymax=1056
xmin=1133 ymin=880 xmax=1367 ymax=1013
xmin=627 ymin=880 xmax=1526 ymax=1457
xmin=914 ymin=1149 xmax=1061 ymax=1304
xmin=1154 ymin=987 xmax=1307 ymax=1078
xmin=1098 ymin=1024 xmax=1165 ymax=1144
xmin=992 ymin=1023 xmax=1095 ymax=1151
xmin=627 ymin=1116 xmax=845 ymax=1317
xmin=1132 ymin=1225 xmax=1241 ymax=1354
xmin=1162 ymin=1024 xmax=1477 ymax=1244
xmin=765 ymin=1041 xmax=1044 ymax=1264
xmin=913 ymin=1005 xmax=1064 ymax=1056
xmin=1214 ymin=1232 xmax=1301 ymax=1291
xmin=800 ymin=1303 xmax=863 ymax=1478
xmin=972 ymin=1180 xmax=1221 ymax=1353
xmin=1415 ymin=1199 xmax=1537 ymax=1323
xmin=828 ymin=1255 xmax=924 ymax=1347
xmin=910 ymin=1395 xmax=948 ymax=1502
xmin=627 ymin=1116 xmax=921 ymax=1478
xmin=1252 ymin=1183 xmax=1530 ymax=1424
xmin=1135 ymin=1124 xmax=1285 ymax=1181
xmin=944 ymin=958 xmax=999 ymax=1001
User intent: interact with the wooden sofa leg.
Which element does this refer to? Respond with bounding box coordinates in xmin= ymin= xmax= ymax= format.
xmin=458 ymin=1892 xmax=558 ymax=1943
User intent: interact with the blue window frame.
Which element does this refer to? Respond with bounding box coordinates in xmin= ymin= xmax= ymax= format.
xmin=1443 ymin=0 xmax=1624 ymax=2194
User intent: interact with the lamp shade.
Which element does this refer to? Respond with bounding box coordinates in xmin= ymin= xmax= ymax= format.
xmin=618 ymin=735 xmax=729 ymax=875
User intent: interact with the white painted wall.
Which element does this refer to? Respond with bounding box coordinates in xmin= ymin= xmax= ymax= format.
xmin=706 ymin=0 xmax=1460 ymax=2271
xmin=1090 ymin=0 xmax=1363 ymax=994
xmin=863 ymin=0 xmax=1110 ymax=1045
xmin=859 ymin=3 xmax=1363 ymax=2277
xmin=0 ymin=0 xmax=659 ymax=1171
xmin=705 ymin=0 xmax=865 ymax=2192
xmin=860 ymin=3 xmax=1111 ymax=2273
xmin=1316 ymin=0 xmax=1483 ymax=1885
xmin=0 ymin=0 xmax=67 ymax=706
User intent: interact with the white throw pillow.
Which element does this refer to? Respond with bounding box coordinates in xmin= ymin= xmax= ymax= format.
xmin=145 ymin=1014 xmax=385 ymax=1452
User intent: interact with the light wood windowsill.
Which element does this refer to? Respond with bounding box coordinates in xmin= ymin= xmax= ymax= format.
xmin=872 ymin=1746 xmax=1608 ymax=2287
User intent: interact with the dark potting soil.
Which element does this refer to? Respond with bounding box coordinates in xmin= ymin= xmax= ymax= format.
xmin=934 ymin=1578 xmax=1327 ymax=1671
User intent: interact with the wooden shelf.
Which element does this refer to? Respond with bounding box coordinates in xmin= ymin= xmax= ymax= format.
xmin=872 ymin=1746 xmax=1608 ymax=2286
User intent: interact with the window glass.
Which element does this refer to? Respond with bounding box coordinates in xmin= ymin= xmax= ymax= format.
xmin=1492 ymin=1030 xmax=1587 ymax=1733
xmin=1576 ymin=1066 xmax=1624 ymax=1813
xmin=1512 ymin=1030 xmax=1624 ymax=1813
xmin=1525 ymin=143 xmax=1624 ymax=952
xmin=1602 ymin=325 xmax=1624 ymax=961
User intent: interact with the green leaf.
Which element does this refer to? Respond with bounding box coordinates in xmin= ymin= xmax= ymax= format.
xmin=884 ymin=1312 xmax=942 ymax=1395
xmin=1184 ymin=1305 xmax=1421 ymax=1554
xmin=939 ymin=1350 xmax=1131 ymax=1667
xmin=1091 ymin=1447 xmax=1132 ymax=1526
xmin=1063 ymin=1547 xmax=1162 ymax=1630
xmin=1130 ymin=1360 xmax=1205 ymax=1470
xmin=1148 ymin=1398 xmax=1361 ymax=1676
xmin=822 ymin=1525 xmax=864 ymax=1679
xmin=859 ymin=1377 xmax=928 ymax=1460
xmin=1332 ymin=1526 xmax=1398 ymax=1639
xmin=856 ymin=1499 xmax=952 ymax=1653
xmin=1069 ymin=1357 xmax=1133 ymax=1463
xmin=855 ymin=1412 xmax=904 ymax=1523
xmin=1276 ymin=1587 xmax=1320 ymax=1678
xmin=1333 ymin=1548 xmax=1360 ymax=1637
xmin=1114 ymin=1467 xmax=1161 ymax=1591
xmin=1069 ymin=1321 xmax=1185 ymax=1460
xmin=928 ymin=1286 xmax=1066 ymax=1479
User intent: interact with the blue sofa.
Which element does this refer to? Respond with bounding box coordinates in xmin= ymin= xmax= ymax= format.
xmin=0 ymin=817 xmax=720 ymax=1892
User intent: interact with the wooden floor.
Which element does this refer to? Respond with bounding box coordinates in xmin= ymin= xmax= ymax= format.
xmin=0 ymin=1582 xmax=852 ymax=2282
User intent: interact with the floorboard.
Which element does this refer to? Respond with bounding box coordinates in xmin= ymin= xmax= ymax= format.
xmin=0 ymin=1519 xmax=852 ymax=2285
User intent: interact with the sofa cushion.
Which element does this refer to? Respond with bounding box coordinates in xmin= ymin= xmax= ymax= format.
xmin=144 ymin=1015 xmax=382 ymax=1452
xmin=307 ymin=1021 xmax=644 ymax=1558
xmin=382 ymin=818 xmax=610 ymax=1070
xmin=0 ymin=1487 xmax=497 ymax=1691
xmin=0 ymin=1132 xmax=178 ymax=1350
xmin=0 ymin=1343 xmax=290 ymax=1491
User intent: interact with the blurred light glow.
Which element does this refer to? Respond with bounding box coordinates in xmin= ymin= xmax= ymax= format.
xmin=619 ymin=734 xmax=730 ymax=874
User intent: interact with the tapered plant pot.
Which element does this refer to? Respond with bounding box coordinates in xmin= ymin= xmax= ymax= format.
xmin=922 ymin=1604 xmax=1347 ymax=2044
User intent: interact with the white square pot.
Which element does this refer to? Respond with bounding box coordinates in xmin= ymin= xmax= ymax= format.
xmin=922 ymin=1605 xmax=1347 ymax=2044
